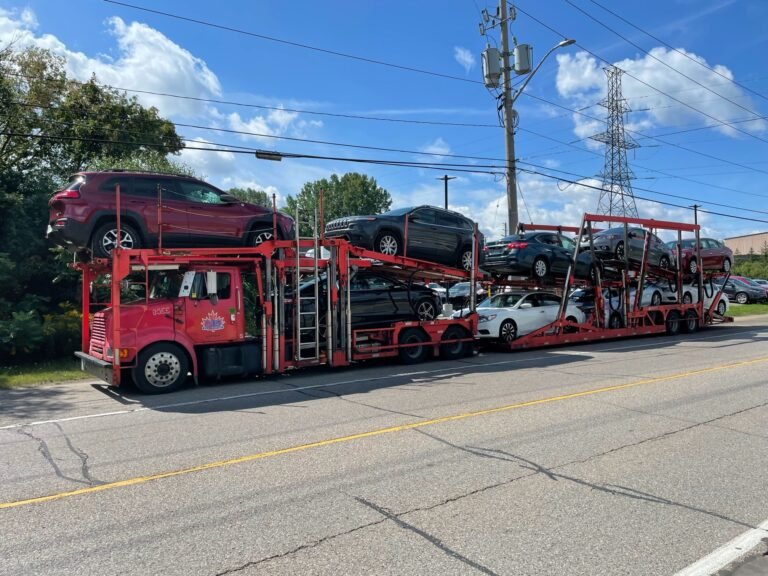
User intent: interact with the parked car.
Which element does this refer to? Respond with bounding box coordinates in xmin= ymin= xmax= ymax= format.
xmin=731 ymin=276 xmax=768 ymax=298
xmin=324 ymin=205 xmax=483 ymax=271
xmin=713 ymin=277 xmax=767 ymax=304
xmin=583 ymin=227 xmax=674 ymax=269
xmin=453 ymin=291 xmax=585 ymax=343
xmin=295 ymin=269 xmax=442 ymax=329
xmin=753 ymin=278 xmax=768 ymax=287
xmin=47 ymin=171 xmax=295 ymax=258
xmin=664 ymin=238 xmax=733 ymax=274
xmin=483 ymin=232 xmax=597 ymax=280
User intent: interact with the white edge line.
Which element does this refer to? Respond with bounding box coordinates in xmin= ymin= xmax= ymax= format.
xmin=672 ymin=519 xmax=768 ymax=576
xmin=0 ymin=325 xmax=760 ymax=431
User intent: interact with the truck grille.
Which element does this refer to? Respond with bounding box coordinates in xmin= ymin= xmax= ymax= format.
xmin=326 ymin=218 xmax=349 ymax=231
xmin=90 ymin=314 xmax=106 ymax=355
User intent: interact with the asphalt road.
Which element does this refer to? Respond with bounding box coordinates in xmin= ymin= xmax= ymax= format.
xmin=2 ymin=318 xmax=768 ymax=576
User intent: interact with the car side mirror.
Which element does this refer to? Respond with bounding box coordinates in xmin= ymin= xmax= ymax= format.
xmin=520 ymin=302 xmax=533 ymax=309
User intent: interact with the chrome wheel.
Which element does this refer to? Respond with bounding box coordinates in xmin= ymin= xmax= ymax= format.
xmin=499 ymin=319 xmax=516 ymax=342
xmin=101 ymin=228 xmax=135 ymax=253
xmin=143 ymin=351 xmax=181 ymax=389
xmin=252 ymin=230 xmax=274 ymax=245
xmin=416 ymin=300 xmax=436 ymax=320
xmin=460 ymin=250 xmax=473 ymax=271
xmin=378 ymin=234 xmax=399 ymax=256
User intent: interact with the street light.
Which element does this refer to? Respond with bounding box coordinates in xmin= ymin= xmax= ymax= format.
xmin=501 ymin=35 xmax=575 ymax=232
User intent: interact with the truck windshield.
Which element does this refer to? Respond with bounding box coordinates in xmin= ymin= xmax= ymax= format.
xmin=149 ymin=271 xmax=184 ymax=300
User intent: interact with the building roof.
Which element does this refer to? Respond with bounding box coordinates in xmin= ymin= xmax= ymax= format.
xmin=724 ymin=231 xmax=768 ymax=240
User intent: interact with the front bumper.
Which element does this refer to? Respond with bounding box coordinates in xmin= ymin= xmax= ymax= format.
xmin=75 ymin=351 xmax=115 ymax=385
xmin=324 ymin=228 xmax=374 ymax=249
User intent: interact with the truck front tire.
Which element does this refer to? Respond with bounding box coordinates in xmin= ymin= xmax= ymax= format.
xmin=133 ymin=343 xmax=190 ymax=394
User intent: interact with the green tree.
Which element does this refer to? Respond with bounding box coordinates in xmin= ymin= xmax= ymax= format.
xmin=227 ymin=187 xmax=271 ymax=207
xmin=285 ymin=173 xmax=391 ymax=236
xmin=0 ymin=46 xmax=185 ymax=363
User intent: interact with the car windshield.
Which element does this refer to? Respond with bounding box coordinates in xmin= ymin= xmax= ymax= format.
xmin=382 ymin=207 xmax=413 ymax=216
xmin=740 ymin=278 xmax=761 ymax=287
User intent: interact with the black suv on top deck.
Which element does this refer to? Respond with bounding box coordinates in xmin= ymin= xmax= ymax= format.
xmin=47 ymin=171 xmax=295 ymax=258
xmin=324 ymin=205 xmax=483 ymax=271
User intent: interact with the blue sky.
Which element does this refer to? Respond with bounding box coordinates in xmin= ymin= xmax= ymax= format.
xmin=2 ymin=0 xmax=767 ymax=240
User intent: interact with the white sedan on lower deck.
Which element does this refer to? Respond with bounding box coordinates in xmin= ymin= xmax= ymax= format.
xmin=454 ymin=291 xmax=586 ymax=343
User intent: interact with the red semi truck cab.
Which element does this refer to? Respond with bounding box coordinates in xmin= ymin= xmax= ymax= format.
xmin=83 ymin=265 xmax=258 ymax=393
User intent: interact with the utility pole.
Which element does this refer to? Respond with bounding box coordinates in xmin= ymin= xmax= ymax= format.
xmin=499 ymin=0 xmax=517 ymax=233
xmin=436 ymin=175 xmax=456 ymax=209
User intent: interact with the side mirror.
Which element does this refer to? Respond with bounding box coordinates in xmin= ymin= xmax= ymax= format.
xmin=206 ymin=270 xmax=219 ymax=305
xmin=520 ymin=302 xmax=533 ymax=309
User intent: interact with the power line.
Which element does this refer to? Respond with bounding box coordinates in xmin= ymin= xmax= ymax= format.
xmin=515 ymin=4 xmax=768 ymax=147
xmin=4 ymin=71 xmax=497 ymax=129
xmin=588 ymin=0 xmax=768 ymax=104
xmin=104 ymin=0 xmax=483 ymax=85
xmin=565 ymin=0 xmax=763 ymax=120
xmin=7 ymin=127 xmax=768 ymax=225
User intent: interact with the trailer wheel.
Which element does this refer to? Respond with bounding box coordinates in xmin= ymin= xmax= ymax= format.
xmin=666 ymin=310 xmax=682 ymax=336
xmin=682 ymin=309 xmax=698 ymax=333
xmin=439 ymin=326 xmax=471 ymax=360
xmin=398 ymin=328 xmax=429 ymax=365
xmin=133 ymin=343 xmax=190 ymax=394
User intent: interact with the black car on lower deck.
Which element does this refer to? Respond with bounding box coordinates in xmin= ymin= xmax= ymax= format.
xmin=483 ymin=232 xmax=596 ymax=279
xmin=324 ymin=205 xmax=483 ymax=271
xmin=293 ymin=269 xmax=443 ymax=329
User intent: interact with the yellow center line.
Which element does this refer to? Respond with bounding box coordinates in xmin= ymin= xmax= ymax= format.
xmin=3 ymin=355 xmax=767 ymax=510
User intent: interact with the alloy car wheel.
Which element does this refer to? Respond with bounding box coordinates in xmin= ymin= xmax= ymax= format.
xmin=659 ymin=256 xmax=670 ymax=270
xmin=499 ymin=319 xmax=517 ymax=343
xmin=735 ymin=292 xmax=748 ymax=304
xmin=717 ymin=300 xmax=727 ymax=315
xmin=251 ymin=229 xmax=274 ymax=245
xmin=460 ymin=249 xmax=473 ymax=271
xmin=376 ymin=233 xmax=399 ymax=256
xmin=688 ymin=259 xmax=698 ymax=274
xmin=651 ymin=291 xmax=662 ymax=306
xmin=92 ymin=222 xmax=140 ymax=258
xmin=723 ymin=258 xmax=731 ymax=272
xmin=532 ymin=257 xmax=549 ymax=279
xmin=683 ymin=292 xmax=693 ymax=304
xmin=415 ymin=299 xmax=437 ymax=321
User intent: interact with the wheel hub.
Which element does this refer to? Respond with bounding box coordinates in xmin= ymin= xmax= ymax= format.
xmin=144 ymin=352 xmax=181 ymax=387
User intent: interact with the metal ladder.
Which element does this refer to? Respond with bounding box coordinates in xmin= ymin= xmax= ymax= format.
xmin=294 ymin=206 xmax=325 ymax=361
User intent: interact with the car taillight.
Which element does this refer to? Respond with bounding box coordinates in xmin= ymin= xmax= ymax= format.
xmin=506 ymin=241 xmax=528 ymax=249
xmin=54 ymin=190 xmax=81 ymax=200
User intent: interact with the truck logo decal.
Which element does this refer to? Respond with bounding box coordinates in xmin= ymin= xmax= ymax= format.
xmin=201 ymin=310 xmax=225 ymax=332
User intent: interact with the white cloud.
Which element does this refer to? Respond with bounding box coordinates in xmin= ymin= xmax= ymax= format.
xmin=0 ymin=8 xmax=221 ymax=118
xmin=453 ymin=46 xmax=476 ymax=74
xmin=556 ymin=48 xmax=767 ymax=138
xmin=419 ymin=137 xmax=452 ymax=160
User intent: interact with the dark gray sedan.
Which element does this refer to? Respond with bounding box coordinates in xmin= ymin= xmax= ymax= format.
xmin=581 ymin=227 xmax=674 ymax=269
xmin=483 ymin=232 xmax=596 ymax=279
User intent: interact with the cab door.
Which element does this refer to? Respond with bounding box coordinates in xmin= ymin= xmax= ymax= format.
xmin=183 ymin=271 xmax=242 ymax=344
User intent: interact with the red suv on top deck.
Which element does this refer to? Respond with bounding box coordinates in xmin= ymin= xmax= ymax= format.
xmin=47 ymin=170 xmax=295 ymax=258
